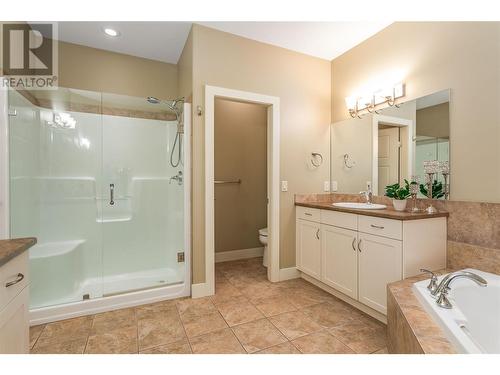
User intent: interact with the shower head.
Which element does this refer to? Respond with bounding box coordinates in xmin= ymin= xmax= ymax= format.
xmin=167 ymin=98 xmax=184 ymax=111
xmin=146 ymin=96 xmax=161 ymax=104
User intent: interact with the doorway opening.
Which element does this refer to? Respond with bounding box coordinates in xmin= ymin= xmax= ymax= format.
xmin=371 ymin=115 xmax=413 ymax=196
xmin=198 ymin=86 xmax=280 ymax=298
xmin=214 ymin=98 xmax=268 ymax=267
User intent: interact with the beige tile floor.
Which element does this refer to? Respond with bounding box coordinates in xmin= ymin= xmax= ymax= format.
xmin=30 ymin=257 xmax=388 ymax=354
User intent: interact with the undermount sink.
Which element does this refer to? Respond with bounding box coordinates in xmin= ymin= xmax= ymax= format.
xmin=332 ymin=202 xmax=387 ymax=210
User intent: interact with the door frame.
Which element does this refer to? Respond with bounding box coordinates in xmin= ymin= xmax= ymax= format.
xmin=201 ymin=85 xmax=280 ymax=297
xmin=0 ymin=84 xmax=9 ymax=239
xmin=371 ymin=114 xmax=414 ymax=195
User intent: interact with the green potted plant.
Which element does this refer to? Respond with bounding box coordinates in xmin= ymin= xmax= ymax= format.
xmin=385 ymin=180 xmax=411 ymax=211
xmin=419 ymin=180 xmax=445 ymax=199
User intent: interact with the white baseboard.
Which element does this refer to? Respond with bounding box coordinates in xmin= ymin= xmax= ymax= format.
xmin=191 ymin=282 xmax=214 ymax=298
xmin=215 ymin=247 xmax=264 ymax=263
xmin=279 ymin=266 xmax=301 ymax=281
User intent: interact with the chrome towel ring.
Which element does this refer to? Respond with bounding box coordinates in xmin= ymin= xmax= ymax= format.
xmin=311 ymin=152 xmax=323 ymax=168
xmin=343 ymin=154 xmax=355 ymax=169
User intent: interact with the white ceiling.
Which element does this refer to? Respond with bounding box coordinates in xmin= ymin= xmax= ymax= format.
xmin=48 ymin=21 xmax=391 ymax=64
xmin=54 ymin=22 xmax=192 ymax=64
xmin=198 ymin=22 xmax=392 ymax=60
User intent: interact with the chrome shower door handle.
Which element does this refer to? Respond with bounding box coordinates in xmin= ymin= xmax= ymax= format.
xmin=109 ymin=184 xmax=115 ymax=205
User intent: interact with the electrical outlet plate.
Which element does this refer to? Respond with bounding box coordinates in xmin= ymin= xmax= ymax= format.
xmin=323 ymin=181 xmax=330 ymax=192
xmin=331 ymin=181 xmax=338 ymax=191
xmin=281 ymin=181 xmax=288 ymax=192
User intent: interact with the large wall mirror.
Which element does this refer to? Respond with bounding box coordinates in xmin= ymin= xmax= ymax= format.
xmin=330 ymin=89 xmax=450 ymax=198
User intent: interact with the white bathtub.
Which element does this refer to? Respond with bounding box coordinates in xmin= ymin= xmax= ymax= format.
xmin=413 ymin=268 xmax=500 ymax=354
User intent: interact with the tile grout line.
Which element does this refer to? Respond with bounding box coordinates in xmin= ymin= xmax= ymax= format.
xmin=217 ymin=274 xmax=260 ymax=354
xmin=175 ymin=299 xmax=195 ymax=354
xmin=30 ymin=324 xmax=46 ymax=351
xmin=134 ymin=308 xmax=139 ymax=354
xmin=83 ymin=314 xmax=96 ymax=354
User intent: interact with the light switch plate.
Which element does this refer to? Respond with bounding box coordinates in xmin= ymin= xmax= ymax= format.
xmin=331 ymin=181 xmax=338 ymax=191
xmin=281 ymin=181 xmax=288 ymax=192
xmin=323 ymin=181 xmax=330 ymax=192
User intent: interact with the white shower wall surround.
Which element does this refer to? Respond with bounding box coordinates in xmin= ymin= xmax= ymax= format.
xmin=4 ymin=88 xmax=191 ymax=324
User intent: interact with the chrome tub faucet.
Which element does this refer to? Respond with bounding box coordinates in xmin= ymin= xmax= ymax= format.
xmin=431 ymin=271 xmax=487 ymax=309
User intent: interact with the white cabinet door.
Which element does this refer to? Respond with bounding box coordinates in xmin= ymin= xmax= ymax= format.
xmin=321 ymin=224 xmax=358 ymax=299
xmin=0 ymin=287 xmax=30 ymax=354
xmin=296 ymin=219 xmax=321 ymax=279
xmin=358 ymin=232 xmax=402 ymax=315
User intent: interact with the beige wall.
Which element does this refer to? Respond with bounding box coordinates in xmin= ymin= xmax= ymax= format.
xmin=214 ymin=99 xmax=267 ymax=253
xmin=58 ymin=41 xmax=178 ymax=99
xmin=191 ymin=24 xmax=331 ymax=283
xmin=331 ymin=22 xmax=500 ymax=203
xmin=416 ymin=103 xmax=450 ymax=139
xmin=177 ymin=28 xmax=193 ymax=101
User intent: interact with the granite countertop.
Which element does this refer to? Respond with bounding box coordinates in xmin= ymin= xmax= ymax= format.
xmin=295 ymin=201 xmax=449 ymax=221
xmin=0 ymin=238 xmax=37 ymax=267
xmin=388 ymin=271 xmax=456 ymax=354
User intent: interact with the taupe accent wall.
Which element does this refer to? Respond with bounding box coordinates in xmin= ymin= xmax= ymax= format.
xmin=331 ymin=22 xmax=500 ymax=203
xmin=191 ymin=24 xmax=331 ymax=283
xmin=58 ymin=41 xmax=178 ymax=99
xmin=214 ymin=99 xmax=267 ymax=253
xmin=416 ymin=102 xmax=450 ymax=139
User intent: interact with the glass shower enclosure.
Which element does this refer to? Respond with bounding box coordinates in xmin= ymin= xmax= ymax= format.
xmin=3 ymin=86 xmax=190 ymax=321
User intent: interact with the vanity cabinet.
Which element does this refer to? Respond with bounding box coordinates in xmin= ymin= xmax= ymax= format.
xmin=0 ymin=251 xmax=30 ymax=354
xmin=321 ymin=224 xmax=358 ymax=299
xmin=357 ymin=232 xmax=402 ymax=313
xmin=296 ymin=217 xmax=321 ymax=279
xmin=296 ymin=206 xmax=446 ymax=317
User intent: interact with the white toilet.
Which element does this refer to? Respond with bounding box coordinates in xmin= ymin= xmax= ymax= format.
xmin=258 ymin=228 xmax=268 ymax=267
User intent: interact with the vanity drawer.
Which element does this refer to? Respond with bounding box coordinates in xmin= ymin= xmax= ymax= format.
xmin=321 ymin=210 xmax=357 ymax=231
xmin=296 ymin=206 xmax=321 ymax=222
xmin=0 ymin=252 xmax=29 ymax=312
xmin=358 ymin=216 xmax=402 ymax=240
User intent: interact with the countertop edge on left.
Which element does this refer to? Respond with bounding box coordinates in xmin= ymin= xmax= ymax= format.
xmin=0 ymin=237 xmax=37 ymax=268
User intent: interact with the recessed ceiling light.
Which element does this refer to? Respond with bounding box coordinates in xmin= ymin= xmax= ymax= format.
xmin=103 ymin=28 xmax=120 ymax=37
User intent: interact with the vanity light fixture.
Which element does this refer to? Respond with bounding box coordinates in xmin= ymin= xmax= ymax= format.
xmin=345 ymin=82 xmax=405 ymax=118
xmin=103 ymin=28 xmax=120 ymax=37
xmin=345 ymin=96 xmax=361 ymax=118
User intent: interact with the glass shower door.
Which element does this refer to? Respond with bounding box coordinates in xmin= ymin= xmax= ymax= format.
xmin=8 ymin=87 xmax=104 ymax=308
xmin=99 ymin=94 xmax=185 ymax=296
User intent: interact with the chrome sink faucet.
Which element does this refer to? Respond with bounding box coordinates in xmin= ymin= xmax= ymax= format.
xmin=431 ymin=271 xmax=487 ymax=309
xmin=360 ymin=184 xmax=373 ymax=204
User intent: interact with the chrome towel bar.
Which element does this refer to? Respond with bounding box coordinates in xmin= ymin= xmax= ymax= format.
xmin=214 ymin=179 xmax=241 ymax=184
